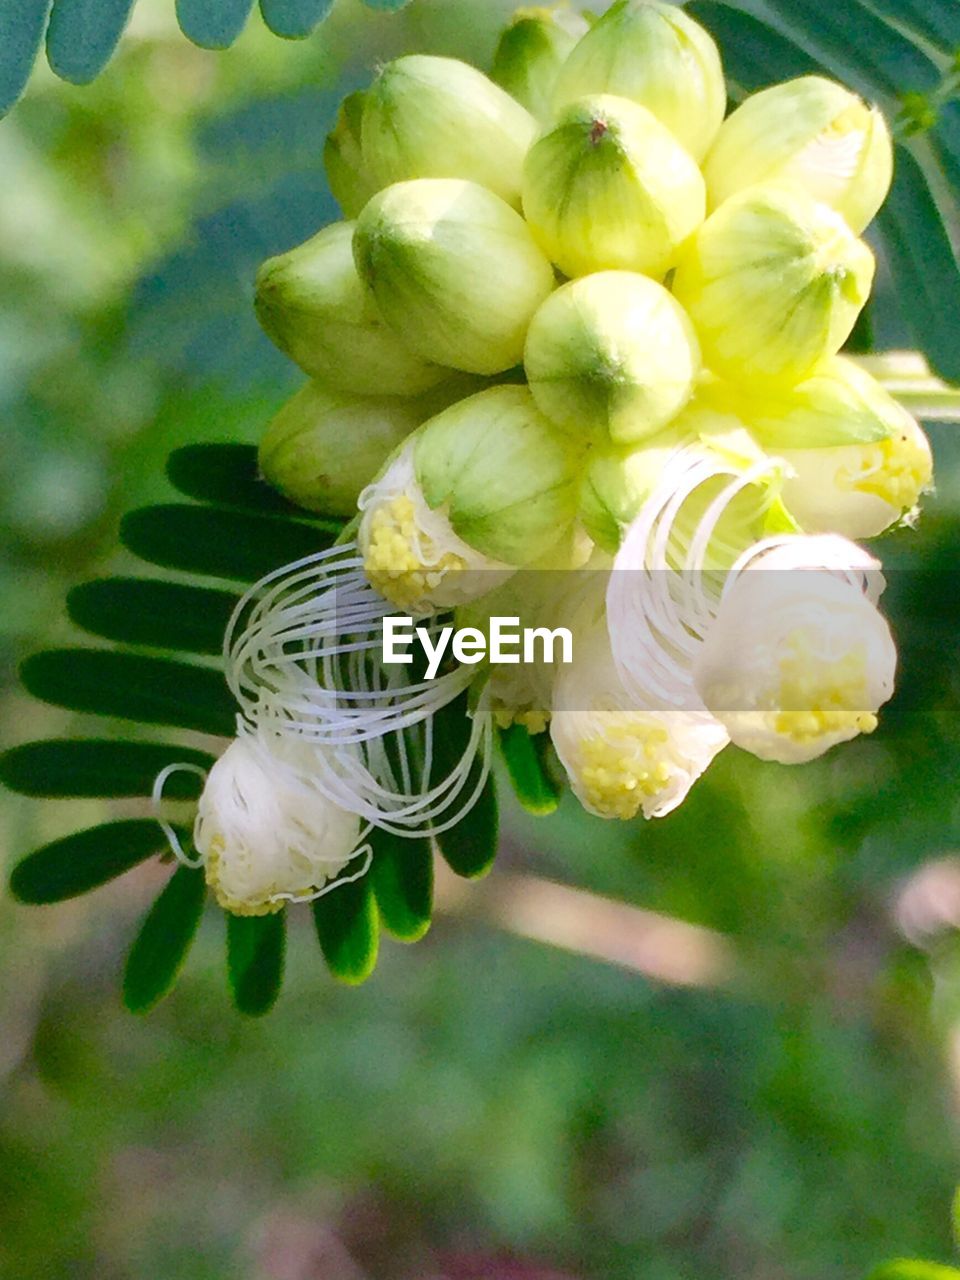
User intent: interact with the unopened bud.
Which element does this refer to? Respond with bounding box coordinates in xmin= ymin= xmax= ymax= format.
xmin=354 ymin=179 xmax=555 ymax=376
xmin=524 ymin=270 xmax=700 ymax=446
xmin=359 ymin=386 xmax=580 ymax=611
xmin=361 ymin=55 xmax=538 ymax=208
xmin=705 ymin=77 xmax=892 ymax=233
xmin=259 ymin=381 xmax=424 ymax=517
xmin=491 ymin=6 xmax=590 ymax=123
xmin=323 ymin=91 xmax=376 ymax=218
xmin=255 ymin=221 xmax=448 ymax=396
xmin=552 ymin=0 xmax=726 ymax=161
xmin=522 ymin=94 xmax=705 ymax=279
xmin=672 ymin=185 xmax=875 ymax=386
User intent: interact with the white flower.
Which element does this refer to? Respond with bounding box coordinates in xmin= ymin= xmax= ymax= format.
xmin=358 ymin=441 xmax=514 ymax=615
xmin=193 ymin=724 xmax=366 ymax=916
xmin=692 ymin=535 xmax=897 ymax=763
xmin=550 ymin=608 xmax=728 ymax=820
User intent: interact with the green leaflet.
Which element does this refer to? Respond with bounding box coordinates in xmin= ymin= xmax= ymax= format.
xmin=120 ymin=504 xmax=337 ymax=584
xmin=312 ymin=873 xmax=380 ymax=983
xmin=866 ymin=1264 xmax=960 ymax=1280
xmin=45 ymin=0 xmax=135 ymax=84
xmin=174 ymin=0 xmax=253 ymax=50
xmin=21 ymin=649 xmax=236 ymax=738
xmin=687 ymin=3 xmax=817 ymax=90
xmin=370 ymin=828 xmax=433 ymax=942
xmin=0 ymin=739 xmax=213 ymax=799
xmin=9 ymin=819 xmax=166 ymax=904
xmin=498 ymin=724 xmax=561 ymax=817
xmin=258 ymin=0 xmax=334 ymax=40
xmin=68 ymin=579 xmax=241 ymax=658
xmin=123 ymin=865 xmax=207 ymax=1013
xmin=166 ymin=444 xmax=325 ymax=519
xmin=0 ymin=0 xmax=51 ymax=115
xmin=430 ymin=693 xmax=499 ymax=879
xmin=227 ymin=911 xmax=286 ymax=1015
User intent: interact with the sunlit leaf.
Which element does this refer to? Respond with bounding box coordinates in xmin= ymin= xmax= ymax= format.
xmin=227 ymin=911 xmax=286 ymax=1015
xmin=9 ymin=819 xmax=165 ymax=904
xmin=0 ymin=739 xmax=213 ymax=798
xmin=123 ymin=865 xmax=207 ymax=1013
xmin=370 ymin=828 xmax=432 ymax=942
xmin=499 ymin=724 xmax=561 ymax=817
xmin=313 ymin=873 xmax=379 ymax=983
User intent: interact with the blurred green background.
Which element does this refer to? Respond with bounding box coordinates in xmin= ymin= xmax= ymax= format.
xmin=2 ymin=2 xmax=960 ymax=1277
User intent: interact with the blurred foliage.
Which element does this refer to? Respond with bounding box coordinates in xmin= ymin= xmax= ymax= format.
xmin=2 ymin=1 xmax=960 ymax=1278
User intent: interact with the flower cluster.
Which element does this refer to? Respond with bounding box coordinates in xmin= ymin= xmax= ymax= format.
xmin=182 ymin=1 xmax=932 ymax=915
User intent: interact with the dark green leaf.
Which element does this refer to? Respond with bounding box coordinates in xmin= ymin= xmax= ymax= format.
xmin=430 ymin=694 xmax=499 ymax=879
xmin=312 ymin=872 xmax=379 ymax=983
xmin=0 ymin=739 xmax=213 ymax=798
xmin=10 ymin=819 xmax=164 ymax=904
xmin=0 ymin=0 xmax=51 ymax=115
xmin=175 ymin=0 xmax=253 ymax=49
xmin=45 ymin=0 xmax=135 ymax=84
xmin=875 ymin=147 xmax=960 ymax=383
xmin=370 ymin=827 xmax=432 ymax=941
xmin=68 ymin=578 xmax=241 ymax=657
xmin=21 ymin=649 xmax=236 ymax=737
xmin=498 ymin=724 xmax=561 ymax=817
xmin=361 ymin=0 xmax=410 ymax=8
xmin=120 ymin=504 xmax=337 ymax=583
xmin=123 ymin=865 xmax=207 ymax=1013
xmin=866 ymin=0 xmax=960 ymax=55
xmin=259 ymin=0 xmax=334 ymax=39
xmin=166 ymin=444 xmax=326 ymax=518
xmin=757 ymin=0 xmax=939 ymax=102
xmin=687 ymin=3 xmax=818 ymax=90
xmin=227 ymin=910 xmax=286 ymax=1016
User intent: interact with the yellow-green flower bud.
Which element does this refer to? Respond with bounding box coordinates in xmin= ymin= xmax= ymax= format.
xmin=579 ymin=434 xmax=683 ymax=553
xmin=359 ymin=386 xmax=580 ymax=611
xmin=552 ymin=0 xmax=726 ymax=161
xmin=361 ymin=55 xmax=538 ymax=208
xmin=723 ymin=356 xmax=933 ymax=537
xmin=259 ymin=381 xmax=424 ymax=517
xmin=323 ymin=91 xmax=376 ymax=218
xmin=524 ymin=270 xmax=700 ymax=445
xmin=255 ymin=221 xmax=448 ymax=396
xmin=522 ymin=94 xmax=706 ymax=279
xmin=671 ymin=185 xmax=875 ymax=386
xmin=491 ymin=6 xmax=590 ymax=123
xmin=703 ymin=76 xmax=893 ymax=234
xmin=354 ymin=179 xmax=556 ymax=376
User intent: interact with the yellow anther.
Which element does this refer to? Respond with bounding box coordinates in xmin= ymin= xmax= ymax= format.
xmin=773 ymin=630 xmax=876 ymax=745
xmin=577 ymin=715 xmax=679 ymax=820
xmin=363 ymin=494 xmax=468 ymax=611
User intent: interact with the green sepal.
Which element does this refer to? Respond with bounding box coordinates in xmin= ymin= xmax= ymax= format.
xmin=123 ymin=864 xmax=207 ymax=1013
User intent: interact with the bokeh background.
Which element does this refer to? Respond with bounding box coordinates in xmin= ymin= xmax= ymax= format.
xmin=2 ymin=2 xmax=960 ymax=1277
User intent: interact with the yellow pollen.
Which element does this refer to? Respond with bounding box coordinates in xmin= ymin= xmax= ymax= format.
xmin=773 ymin=631 xmax=878 ymax=744
xmin=364 ymin=494 xmax=467 ymax=611
xmin=836 ymin=432 xmax=930 ymax=509
xmin=204 ymin=835 xmax=286 ymax=917
xmin=578 ymin=718 xmax=673 ymax=820
xmin=493 ymin=703 xmax=551 ymax=736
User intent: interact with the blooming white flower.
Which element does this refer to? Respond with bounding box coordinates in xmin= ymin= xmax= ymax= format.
xmin=692 ymin=535 xmax=897 ymax=763
xmin=193 ymin=723 xmax=366 ymax=916
xmin=551 ymin=606 xmax=728 ymax=820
